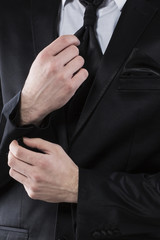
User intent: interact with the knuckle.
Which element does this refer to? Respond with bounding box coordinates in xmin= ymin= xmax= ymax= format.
xmin=8 ymin=157 xmax=14 ymax=168
xmin=38 ymin=159 xmax=48 ymax=170
xmin=33 ymin=173 xmax=42 ymax=183
xmin=81 ymin=68 xmax=89 ymax=79
xmin=59 ymin=71 xmax=68 ymax=82
xmin=55 ymin=144 xmax=62 ymax=151
xmin=51 ymin=60 xmax=59 ymax=72
xmin=70 ymin=45 xmax=79 ymax=55
xmin=28 ymin=183 xmax=39 ymax=199
xmin=46 ymin=61 xmax=52 ymax=73
xmin=8 ymin=154 xmax=16 ymax=168
xmin=77 ymin=56 xmax=85 ymax=66
xmin=46 ymin=61 xmax=53 ymax=74
xmin=52 ymin=143 xmax=61 ymax=155
xmin=28 ymin=189 xmax=37 ymax=199
xmin=60 ymin=35 xmax=70 ymax=45
xmin=9 ymin=168 xmax=13 ymax=177
xmin=66 ymin=82 xmax=74 ymax=93
xmin=14 ymin=147 xmax=21 ymax=158
xmin=45 ymin=60 xmax=59 ymax=76
xmin=9 ymin=142 xmax=13 ymax=150
xmin=8 ymin=152 xmax=12 ymax=166
xmin=37 ymin=51 xmax=47 ymax=62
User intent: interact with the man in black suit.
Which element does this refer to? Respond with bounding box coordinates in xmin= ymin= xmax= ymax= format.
xmin=1 ymin=0 xmax=160 ymax=239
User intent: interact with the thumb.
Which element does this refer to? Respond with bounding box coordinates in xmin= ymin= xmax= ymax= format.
xmin=23 ymin=137 xmax=52 ymax=154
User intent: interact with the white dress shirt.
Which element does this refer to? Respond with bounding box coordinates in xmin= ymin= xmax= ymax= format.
xmin=59 ymin=0 xmax=127 ymax=54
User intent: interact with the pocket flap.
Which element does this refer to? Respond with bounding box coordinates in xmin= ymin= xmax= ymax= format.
xmin=118 ymin=76 xmax=160 ymax=90
xmin=0 ymin=226 xmax=28 ymax=240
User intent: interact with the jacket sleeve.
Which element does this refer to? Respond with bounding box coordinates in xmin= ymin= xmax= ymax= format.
xmin=0 ymin=90 xmax=55 ymax=188
xmin=0 ymin=79 xmax=4 ymax=140
xmin=0 ymin=79 xmax=10 ymax=188
xmin=77 ymin=168 xmax=160 ymax=239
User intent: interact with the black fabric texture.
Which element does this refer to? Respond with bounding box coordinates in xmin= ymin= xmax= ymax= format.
xmin=1 ymin=0 xmax=160 ymax=239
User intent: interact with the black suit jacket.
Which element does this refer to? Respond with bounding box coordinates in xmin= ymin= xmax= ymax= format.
xmin=1 ymin=0 xmax=160 ymax=239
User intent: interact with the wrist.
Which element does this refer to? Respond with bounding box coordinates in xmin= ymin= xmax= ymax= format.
xmin=20 ymin=92 xmax=44 ymax=126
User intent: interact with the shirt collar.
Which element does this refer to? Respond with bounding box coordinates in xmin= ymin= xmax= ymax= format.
xmin=114 ymin=0 xmax=127 ymax=11
xmin=62 ymin=0 xmax=127 ymax=11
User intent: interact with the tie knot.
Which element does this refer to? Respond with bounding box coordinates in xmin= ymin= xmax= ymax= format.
xmin=84 ymin=5 xmax=97 ymax=26
xmin=80 ymin=0 xmax=104 ymax=26
xmin=80 ymin=0 xmax=104 ymax=7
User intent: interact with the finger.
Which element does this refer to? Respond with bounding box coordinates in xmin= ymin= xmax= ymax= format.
xmin=46 ymin=35 xmax=80 ymax=56
xmin=55 ymin=45 xmax=79 ymax=66
xmin=8 ymin=151 xmax=32 ymax=177
xmin=9 ymin=168 xmax=27 ymax=185
xmin=9 ymin=140 xmax=42 ymax=165
xmin=72 ymin=68 xmax=89 ymax=89
xmin=65 ymin=55 xmax=85 ymax=78
xmin=23 ymin=137 xmax=54 ymax=154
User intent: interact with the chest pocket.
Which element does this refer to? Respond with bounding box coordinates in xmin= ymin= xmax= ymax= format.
xmin=117 ymin=48 xmax=160 ymax=91
xmin=0 ymin=226 xmax=28 ymax=240
xmin=117 ymin=75 xmax=160 ymax=91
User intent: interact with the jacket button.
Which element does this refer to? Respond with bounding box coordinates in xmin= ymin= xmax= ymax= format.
xmin=92 ymin=231 xmax=101 ymax=239
xmin=100 ymin=230 xmax=107 ymax=237
xmin=107 ymin=229 xmax=114 ymax=236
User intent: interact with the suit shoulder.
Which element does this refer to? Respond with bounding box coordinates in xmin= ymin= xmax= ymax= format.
xmin=0 ymin=0 xmax=31 ymax=29
xmin=0 ymin=0 xmax=30 ymax=15
xmin=147 ymin=0 xmax=160 ymax=9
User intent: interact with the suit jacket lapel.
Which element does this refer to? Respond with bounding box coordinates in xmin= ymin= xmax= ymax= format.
xmin=31 ymin=0 xmax=61 ymax=56
xmin=70 ymin=0 xmax=158 ymax=145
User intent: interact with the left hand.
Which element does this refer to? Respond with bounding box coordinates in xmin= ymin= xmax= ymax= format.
xmin=8 ymin=138 xmax=78 ymax=203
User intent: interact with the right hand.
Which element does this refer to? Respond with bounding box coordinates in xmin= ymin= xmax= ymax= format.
xmin=20 ymin=35 xmax=88 ymax=125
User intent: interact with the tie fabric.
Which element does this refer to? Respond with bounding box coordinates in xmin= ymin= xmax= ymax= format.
xmin=76 ymin=0 xmax=104 ymax=79
xmin=66 ymin=0 xmax=104 ymax=141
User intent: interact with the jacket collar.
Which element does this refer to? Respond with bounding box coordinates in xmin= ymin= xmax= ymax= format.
xmin=61 ymin=0 xmax=127 ymax=11
xmin=115 ymin=0 xmax=127 ymax=10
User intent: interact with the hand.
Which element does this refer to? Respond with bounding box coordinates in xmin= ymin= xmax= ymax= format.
xmin=20 ymin=35 xmax=88 ymax=125
xmin=8 ymin=138 xmax=79 ymax=203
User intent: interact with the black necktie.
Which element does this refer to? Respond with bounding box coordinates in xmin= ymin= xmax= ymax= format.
xmin=76 ymin=0 xmax=104 ymax=79
xmin=67 ymin=0 xmax=104 ymax=140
